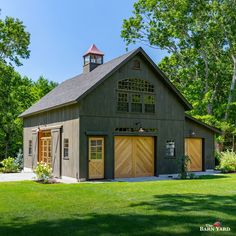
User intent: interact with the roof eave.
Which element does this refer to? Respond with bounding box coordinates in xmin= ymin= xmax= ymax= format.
xmin=138 ymin=48 xmax=192 ymax=110
xmin=19 ymin=100 xmax=78 ymax=118
xmin=185 ymin=114 xmax=222 ymax=134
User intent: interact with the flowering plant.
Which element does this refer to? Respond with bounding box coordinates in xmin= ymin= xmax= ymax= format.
xmin=34 ymin=162 xmax=53 ymax=183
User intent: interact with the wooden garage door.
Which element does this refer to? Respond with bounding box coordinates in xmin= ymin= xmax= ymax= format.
xmin=185 ymin=138 xmax=202 ymax=171
xmin=115 ymin=136 xmax=154 ymax=178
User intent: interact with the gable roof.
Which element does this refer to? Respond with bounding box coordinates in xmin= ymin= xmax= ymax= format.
xmin=20 ymin=47 xmax=192 ymax=118
xmin=185 ymin=114 xmax=222 ymax=134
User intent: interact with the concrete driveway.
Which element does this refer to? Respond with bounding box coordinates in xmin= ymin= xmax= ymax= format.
xmin=0 ymin=172 xmax=36 ymax=182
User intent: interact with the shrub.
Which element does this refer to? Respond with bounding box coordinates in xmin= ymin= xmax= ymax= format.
xmin=217 ymin=150 xmax=236 ymax=173
xmin=34 ymin=162 xmax=53 ymax=183
xmin=188 ymin=172 xmax=197 ymax=179
xmin=178 ymin=155 xmax=190 ymax=179
xmin=15 ymin=149 xmax=23 ymax=171
xmin=0 ymin=157 xmax=19 ymax=173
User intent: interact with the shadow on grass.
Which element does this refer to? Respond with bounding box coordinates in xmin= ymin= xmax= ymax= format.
xmin=0 ymin=194 xmax=236 ymax=236
xmin=196 ymin=174 xmax=229 ymax=179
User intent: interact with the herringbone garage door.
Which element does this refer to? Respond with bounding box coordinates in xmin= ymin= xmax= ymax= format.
xmin=185 ymin=138 xmax=202 ymax=171
xmin=115 ymin=136 xmax=154 ymax=178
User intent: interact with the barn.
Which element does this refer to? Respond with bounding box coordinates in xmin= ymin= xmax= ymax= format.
xmin=20 ymin=45 xmax=221 ymax=180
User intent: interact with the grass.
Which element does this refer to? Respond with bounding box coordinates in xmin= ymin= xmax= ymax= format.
xmin=0 ymin=174 xmax=236 ymax=236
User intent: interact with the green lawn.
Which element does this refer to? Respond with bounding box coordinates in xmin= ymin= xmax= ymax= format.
xmin=0 ymin=175 xmax=236 ymax=236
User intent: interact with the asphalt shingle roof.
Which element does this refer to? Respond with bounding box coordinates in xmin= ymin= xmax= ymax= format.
xmin=20 ymin=49 xmax=136 ymax=117
xmin=20 ymin=47 xmax=192 ymax=118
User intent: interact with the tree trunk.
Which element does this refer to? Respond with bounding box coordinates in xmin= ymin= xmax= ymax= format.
xmin=4 ymin=138 xmax=9 ymax=159
xmin=225 ymin=55 xmax=236 ymax=120
xmin=202 ymin=53 xmax=212 ymax=115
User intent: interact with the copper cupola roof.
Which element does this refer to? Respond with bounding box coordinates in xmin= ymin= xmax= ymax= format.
xmin=83 ymin=44 xmax=104 ymax=56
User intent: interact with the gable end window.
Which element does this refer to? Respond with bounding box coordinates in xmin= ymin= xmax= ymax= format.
xmin=117 ymin=78 xmax=155 ymax=114
xmin=132 ymin=60 xmax=141 ymax=70
xmin=28 ymin=140 xmax=32 ymax=155
xmin=64 ymin=139 xmax=69 ymax=159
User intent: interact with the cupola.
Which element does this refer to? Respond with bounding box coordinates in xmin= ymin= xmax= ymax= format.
xmin=83 ymin=44 xmax=104 ymax=73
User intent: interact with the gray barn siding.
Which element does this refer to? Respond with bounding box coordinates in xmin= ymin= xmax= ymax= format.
xmin=79 ymin=117 xmax=184 ymax=179
xmin=23 ymin=104 xmax=80 ymax=178
xmin=78 ymin=55 xmax=186 ymax=178
xmin=184 ymin=118 xmax=215 ymax=169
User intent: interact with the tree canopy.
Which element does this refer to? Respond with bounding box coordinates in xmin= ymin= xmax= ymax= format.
xmin=0 ymin=12 xmax=57 ymax=159
xmin=0 ymin=12 xmax=30 ymax=66
xmin=121 ymin=0 xmax=236 ymax=149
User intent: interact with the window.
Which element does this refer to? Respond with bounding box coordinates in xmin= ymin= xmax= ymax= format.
xmin=166 ymin=140 xmax=175 ymax=157
xmin=117 ymin=78 xmax=155 ymax=113
xmin=117 ymin=93 xmax=129 ymax=112
xmin=28 ymin=140 xmax=32 ymax=155
xmin=144 ymin=95 xmax=155 ymax=113
xmin=132 ymin=60 xmax=141 ymax=70
xmin=84 ymin=55 xmax=90 ymax=65
xmin=131 ymin=94 xmax=142 ymax=112
xmin=118 ymin=78 xmax=154 ymax=93
xmin=89 ymin=138 xmax=104 ymax=160
xmin=64 ymin=139 xmax=69 ymax=159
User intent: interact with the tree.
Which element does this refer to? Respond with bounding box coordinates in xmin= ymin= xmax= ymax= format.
xmin=31 ymin=76 xmax=58 ymax=101
xmin=0 ymin=12 xmax=58 ymax=159
xmin=121 ymin=0 xmax=236 ymax=149
xmin=0 ymin=12 xmax=30 ymax=66
xmin=0 ymin=68 xmax=57 ymax=160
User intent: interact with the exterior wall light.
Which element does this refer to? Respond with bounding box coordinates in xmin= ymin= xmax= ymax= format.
xmin=139 ymin=127 xmax=145 ymax=132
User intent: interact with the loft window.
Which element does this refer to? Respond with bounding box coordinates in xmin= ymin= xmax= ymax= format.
xmin=166 ymin=140 xmax=175 ymax=157
xmin=132 ymin=60 xmax=141 ymax=70
xmin=64 ymin=139 xmax=69 ymax=159
xmin=131 ymin=94 xmax=142 ymax=112
xmin=28 ymin=140 xmax=32 ymax=155
xmin=118 ymin=78 xmax=154 ymax=93
xmin=117 ymin=78 xmax=155 ymax=113
xmin=144 ymin=95 xmax=155 ymax=113
xmin=117 ymin=92 xmax=129 ymax=112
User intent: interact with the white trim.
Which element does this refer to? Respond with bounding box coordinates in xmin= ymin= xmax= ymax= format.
xmin=32 ymin=125 xmax=62 ymax=132
xmin=23 ymin=167 xmax=33 ymax=173
xmin=61 ymin=176 xmax=78 ymax=183
xmin=78 ymin=178 xmax=86 ymax=182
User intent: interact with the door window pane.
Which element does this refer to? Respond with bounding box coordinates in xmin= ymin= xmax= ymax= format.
xmin=89 ymin=138 xmax=104 ymax=160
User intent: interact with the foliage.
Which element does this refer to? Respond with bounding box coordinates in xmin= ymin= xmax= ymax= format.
xmin=0 ymin=12 xmax=58 ymax=160
xmin=187 ymin=172 xmax=197 ymax=179
xmin=0 ymin=12 xmax=30 ymax=66
xmin=217 ymin=150 xmax=236 ymax=173
xmin=15 ymin=148 xmax=23 ymax=171
xmin=34 ymin=162 xmax=53 ymax=183
xmin=121 ymin=0 xmax=236 ymax=149
xmin=0 ymin=157 xmax=18 ymax=173
xmin=0 ymin=65 xmax=57 ymax=160
xmin=177 ymin=155 xmax=190 ymax=179
xmin=215 ymin=151 xmax=221 ymax=166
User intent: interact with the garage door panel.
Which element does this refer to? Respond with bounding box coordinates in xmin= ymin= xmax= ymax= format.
xmin=115 ymin=137 xmax=133 ymax=178
xmin=115 ymin=136 xmax=154 ymax=178
xmin=185 ymin=138 xmax=202 ymax=171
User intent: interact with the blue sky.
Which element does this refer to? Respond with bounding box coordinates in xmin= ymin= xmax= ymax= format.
xmin=0 ymin=0 xmax=167 ymax=83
